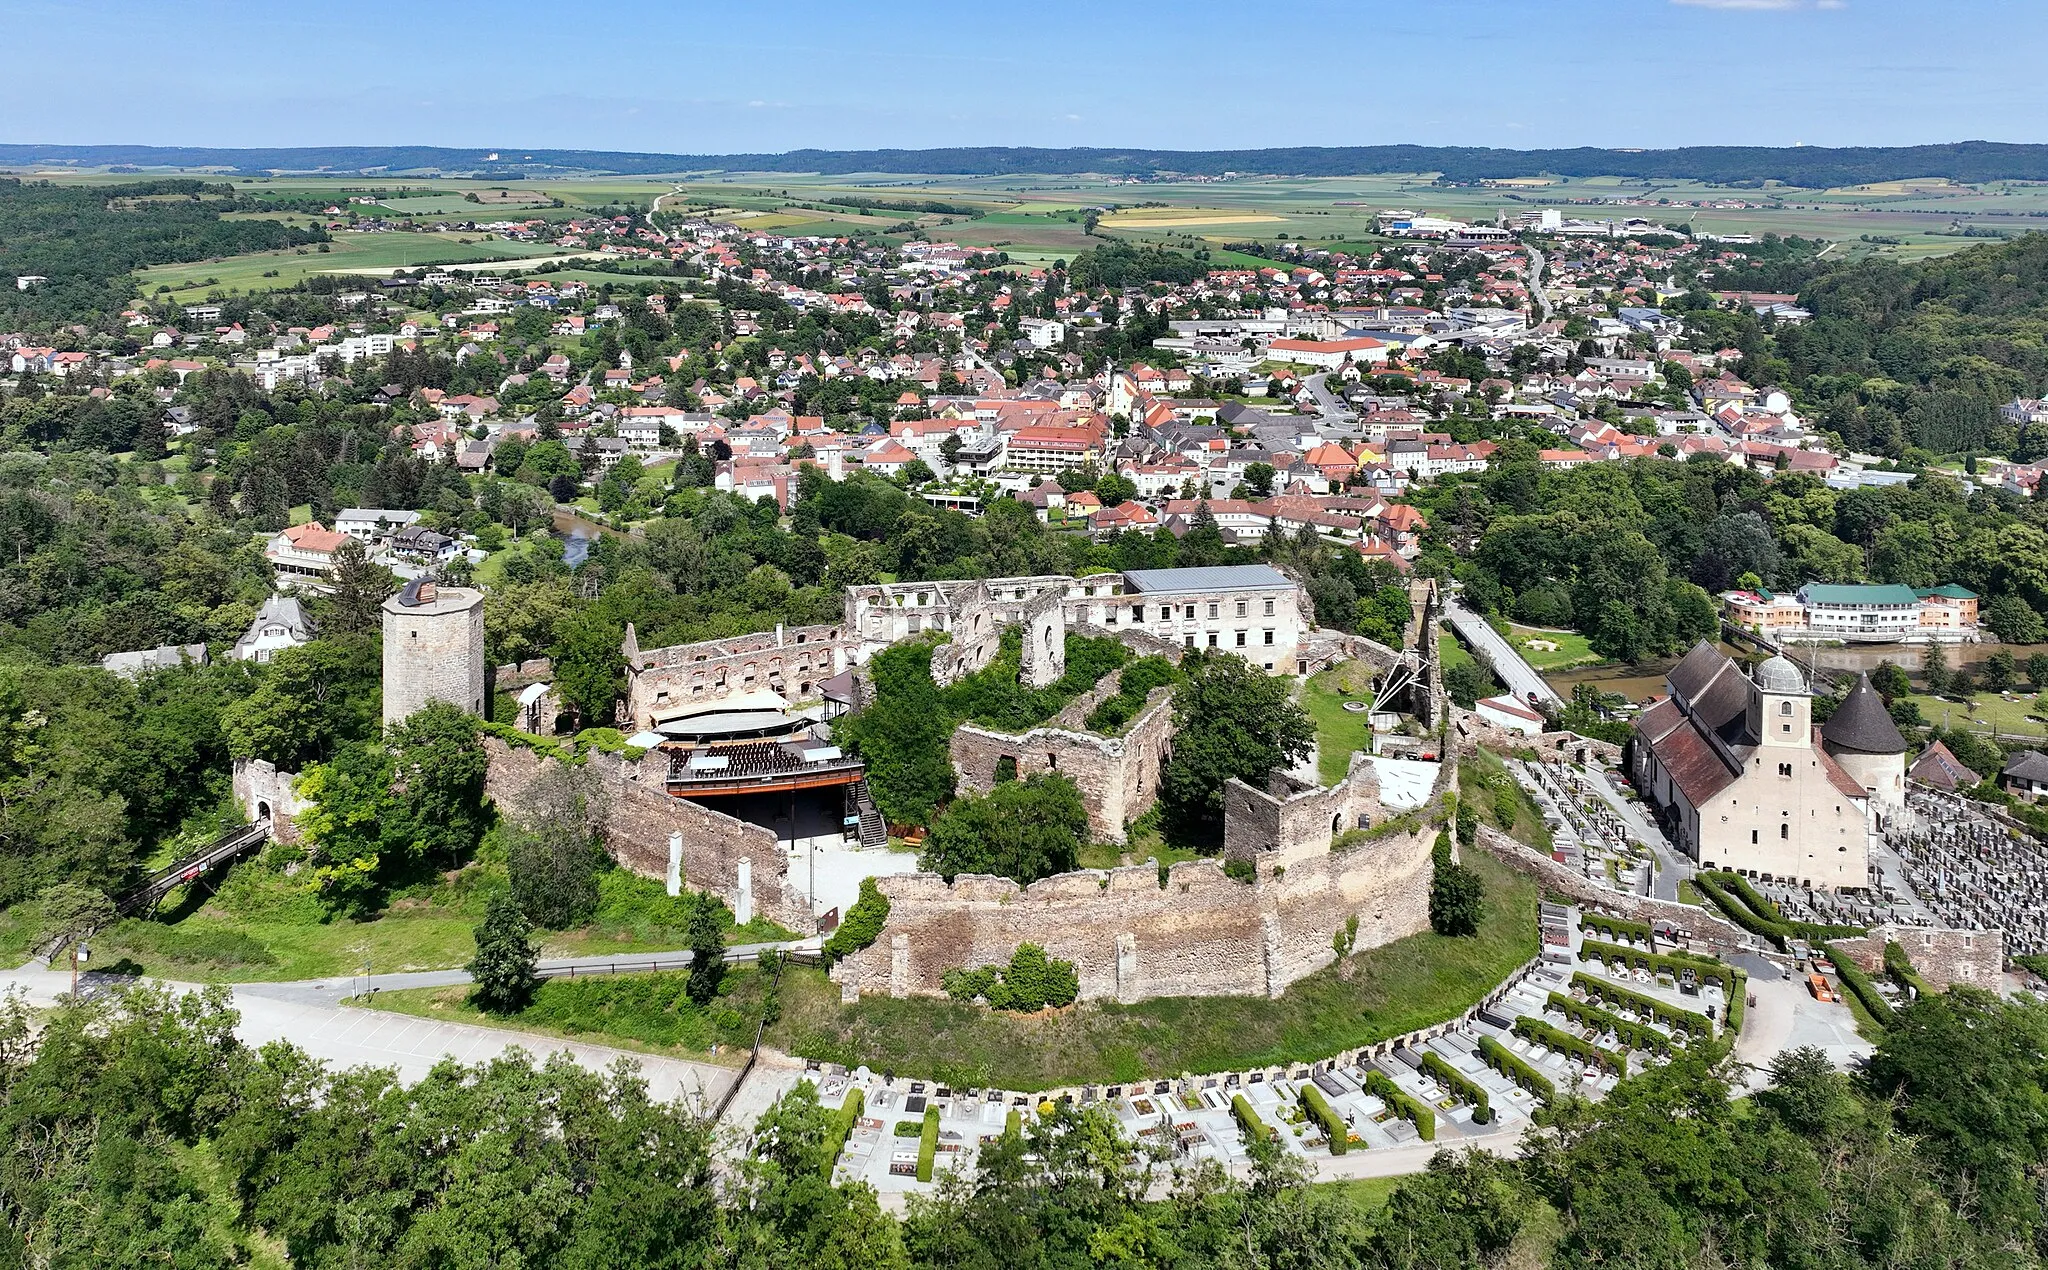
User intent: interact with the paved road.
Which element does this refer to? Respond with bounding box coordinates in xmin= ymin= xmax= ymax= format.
xmin=1524 ymin=240 xmax=1553 ymax=327
xmin=1443 ymin=597 xmax=1562 ymax=707
xmin=1303 ymin=371 xmax=1353 ymax=423
xmin=1581 ymin=771 xmax=1690 ymax=901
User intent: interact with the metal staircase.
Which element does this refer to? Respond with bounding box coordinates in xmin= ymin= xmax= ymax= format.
xmin=849 ymin=778 xmax=887 ymax=850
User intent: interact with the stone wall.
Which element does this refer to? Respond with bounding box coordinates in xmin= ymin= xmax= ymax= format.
xmin=231 ymin=757 xmax=310 ymax=845
xmin=1224 ymin=752 xmax=1455 ymax=870
xmin=1831 ymin=924 xmax=2005 ymax=991
xmin=948 ymin=686 xmax=1176 ymax=843
xmin=833 ymin=760 xmax=1438 ymax=1003
xmin=622 ymin=621 xmax=855 ymax=729
xmin=481 ymin=736 xmax=810 ymax=933
xmin=1453 ymin=710 xmax=1625 ymax=767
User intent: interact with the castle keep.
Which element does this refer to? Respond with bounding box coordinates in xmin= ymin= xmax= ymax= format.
xmin=381 ymin=578 xmax=485 ymax=727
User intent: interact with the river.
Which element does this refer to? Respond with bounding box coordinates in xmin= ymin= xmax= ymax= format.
xmin=551 ymin=508 xmax=618 ymax=568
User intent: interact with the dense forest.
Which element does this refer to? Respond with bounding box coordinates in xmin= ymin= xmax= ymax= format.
xmin=0 ymin=179 xmax=327 ymax=326
xmin=14 ymin=140 xmax=2048 ymax=184
xmin=5 ymin=981 xmax=2046 ymax=1268
xmin=1690 ymin=233 xmax=2048 ymax=459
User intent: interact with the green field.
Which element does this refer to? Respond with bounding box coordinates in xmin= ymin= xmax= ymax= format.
xmin=1301 ymin=664 xmax=1376 ymax=785
xmin=135 ymin=233 xmax=580 ymax=295
xmin=758 ymin=847 xmax=1536 ymax=1091
xmin=1906 ymin=691 xmax=2048 ymax=746
xmin=76 ymin=856 xmax=792 ymax=984
xmin=364 ymin=968 xmax=761 ymax=1064
xmin=1506 ymin=625 xmax=1606 ymax=672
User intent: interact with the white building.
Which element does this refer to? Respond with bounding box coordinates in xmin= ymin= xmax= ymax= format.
xmin=234 ymin=594 xmax=316 ymax=663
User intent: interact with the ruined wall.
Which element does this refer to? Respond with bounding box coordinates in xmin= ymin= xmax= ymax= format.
xmin=1453 ymin=710 xmax=1625 ymax=767
xmin=231 ymin=757 xmax=310 ymax=845
xmin=1831 ymin=924 xmax=2005 ymax=991
xmin=835 ymin=754 xmax=1440 ymax=1003
xmin=1017 ymin=588 xmax=1067 ymax=689
xmin=481 ymin=737 xmax=810 ymax=933
xmin=948 ymin=686 xmax=1175 ymax=843
xmin=1224 ymin=752 xmax=1455 ymax=869
xmin=830 ymin=819 xmax=1435 ymax=1004
xmin=623 ymin=621 xmax=855 ymax=729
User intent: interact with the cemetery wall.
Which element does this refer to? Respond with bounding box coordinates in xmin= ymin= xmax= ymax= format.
xmin=1832 ymin=924 xmax=2005 ymax=991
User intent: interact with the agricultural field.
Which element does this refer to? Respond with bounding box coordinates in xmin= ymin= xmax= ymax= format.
xmin=134 ymin=232 xmax=579 ymax=295
xmin=21 ymin=160 xmax=2045 ymax=303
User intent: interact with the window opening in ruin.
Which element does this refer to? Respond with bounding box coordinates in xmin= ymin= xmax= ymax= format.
xmin=994 ymin=756 xmax=1018 ymax=784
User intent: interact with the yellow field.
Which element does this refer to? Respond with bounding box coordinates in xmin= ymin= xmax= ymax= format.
xmin=1100 ymin=211 xmax=1285 ymax=227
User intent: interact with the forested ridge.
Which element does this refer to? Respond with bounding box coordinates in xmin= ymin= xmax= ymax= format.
xmin=13 ymin=140 xmax=2048 ymax=184
xmin=0 ymin=179 xmax=327 ymax=326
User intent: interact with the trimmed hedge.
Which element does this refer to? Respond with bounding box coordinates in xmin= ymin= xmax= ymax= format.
xmin=1231 ymin=1094 xmax=1275 ymax=1143
xmin=1696 ymin=871 xmax=1865 ymax=951
xmin=1478 ymin=1035 xmax=1554 ymax=1102
xmin=1884 ymin=940 xmax=1936 ymax=1000
xmin=823 ymin=1088 xmax=864 ymax=1179
xmin=1514 ymin=1016 xmax=1626 ymax=1076
xmin=1363 ymin=1070 xmax=1436 ymax=1141
xmin=1419 ymin=1051 xmax=1492 ymax=1123
xmin=479 ymin=721 xmax=647 ymax=765
xmin=1548 ymin=991 xmax=1672 ymax=1055
xmin=1823 ymin=943 xmax=1896 ymax=1031
xmin=916 ymin=1106 xmax=939 ymax=1183
xmin=1580 ymin=912 xmax=1654 ymax=946
xmin=1571 ymin=973 xmax=1713 ymax=1040
xmin=1004 ymin=1108 xmax=1022 ymax=1138
xmin=1299 ymin=1083 xmax=1349 ymax=1154
xmin=1580 ymin=938 xmax=1748 ymax=1033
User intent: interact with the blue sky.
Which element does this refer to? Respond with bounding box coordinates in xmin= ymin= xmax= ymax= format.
xmin=4 ymin=0 xmax=2042 ymax=153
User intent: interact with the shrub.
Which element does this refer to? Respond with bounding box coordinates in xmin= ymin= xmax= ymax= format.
xmin=1230 ymin=1094 xmax=1274 ymax=1143
xmin=1420 ymin=1051 xmax=1493 ymax=1123
xmin=942 ymin=942 xmax=1079 ymax=1011
xmin=1824 ymin=943 xmax=1896 ymax=1031
xmin=1579 ymin=938 xmax=1747 ymax=1032
xmin=1884 ymin=939 xmax=1936 ymax=1000
xmin=1223 ymin=857 xmax=1256 ymax=883
xmin=1514 ymin=1016 xmax=1625 ymax=1076
xmin=822 ymin=1088 xmax=864 ymax=1179
xmin=1478 ymin=1035 xmax=1554 ymax=1102
xmin=1571 ymin=973 xmax=1712 ymax=1039
xmin=1004 ymin=1108 xmax=1022 ymax=1138
xmin=822 ymin=876 xmax=891 ymax=966
xmin=1548 ymin=991 xmax=1671 ymax=1055
xmin=1298 ymin=1082 xmax=1348 ymax=1154
xmin=916 ymin=1105 xmax=939 ymax=1182
xmin=1363 ymin=1070 xmax=1436 ymax=1140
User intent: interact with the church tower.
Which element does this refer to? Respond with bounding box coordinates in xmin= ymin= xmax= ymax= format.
xmin=1750 ymin=654 xmax=1811 ymax=748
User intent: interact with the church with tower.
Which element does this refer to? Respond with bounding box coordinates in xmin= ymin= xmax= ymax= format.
xmin=1628 ymin=643 xmax=1906 ymax=892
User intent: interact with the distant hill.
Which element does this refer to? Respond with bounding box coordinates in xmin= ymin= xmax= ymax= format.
xmin=8 ymin=141 xmax=2048 ymax=186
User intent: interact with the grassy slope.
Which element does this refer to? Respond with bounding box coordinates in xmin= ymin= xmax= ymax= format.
xmin=77 ymin=859 xmax=791 ymax=983
xmin=1301 ymin=665 xmax=1375 ymax=786
xmin=764 ymin=848 xmax=1536 ymax=1091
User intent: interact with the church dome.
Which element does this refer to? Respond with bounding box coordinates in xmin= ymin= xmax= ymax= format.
xmin=1823 ymin=672 xmax=1908 ymax=755
xmin=1753 ymin=654 xmax=1807 ymax=695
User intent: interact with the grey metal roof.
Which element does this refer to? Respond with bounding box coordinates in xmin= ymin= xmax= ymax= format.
xmin=1822 ymin=673 xmax=1906 ymax=755
xmin=1122 ymin=564 xmax=1293 ymax=595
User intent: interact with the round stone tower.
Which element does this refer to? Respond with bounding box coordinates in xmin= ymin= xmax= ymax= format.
xmin=1821 ymin=671 xmax=1908 ymax=810
xmin=382 ymin=577 xmax=486 ymax=727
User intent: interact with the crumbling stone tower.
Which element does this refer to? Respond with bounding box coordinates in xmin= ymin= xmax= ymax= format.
xmin=382 ymin=578 xmax=486 ymax=727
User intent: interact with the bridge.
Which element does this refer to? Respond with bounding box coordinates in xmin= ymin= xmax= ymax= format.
xmin=113 ymin=820 xmax=271 ymax=918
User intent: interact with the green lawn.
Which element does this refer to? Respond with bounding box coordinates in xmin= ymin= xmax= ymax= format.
xmin=1906 ymin=691 xmax=2048 ymax=745
xmin=1313 ymin=1177 xmax=1402 ymax=1213
xmin=362 ymin=968 xmax=762 ymax=1064
xmin=760 ymin=849 xmax=1536 ymax=1091
xmin=135 ymin=233 xmax=575 ymax=295
xmin=1300 ymin=665 xmax=1375 ymax=786
xmin=1505 ymin=625 xmax=1606 ymax=672
xmin=78 ymin=857 xmax=791 ymax=983
xmin=1438 ymin=623 xmax=1478 ymax=674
